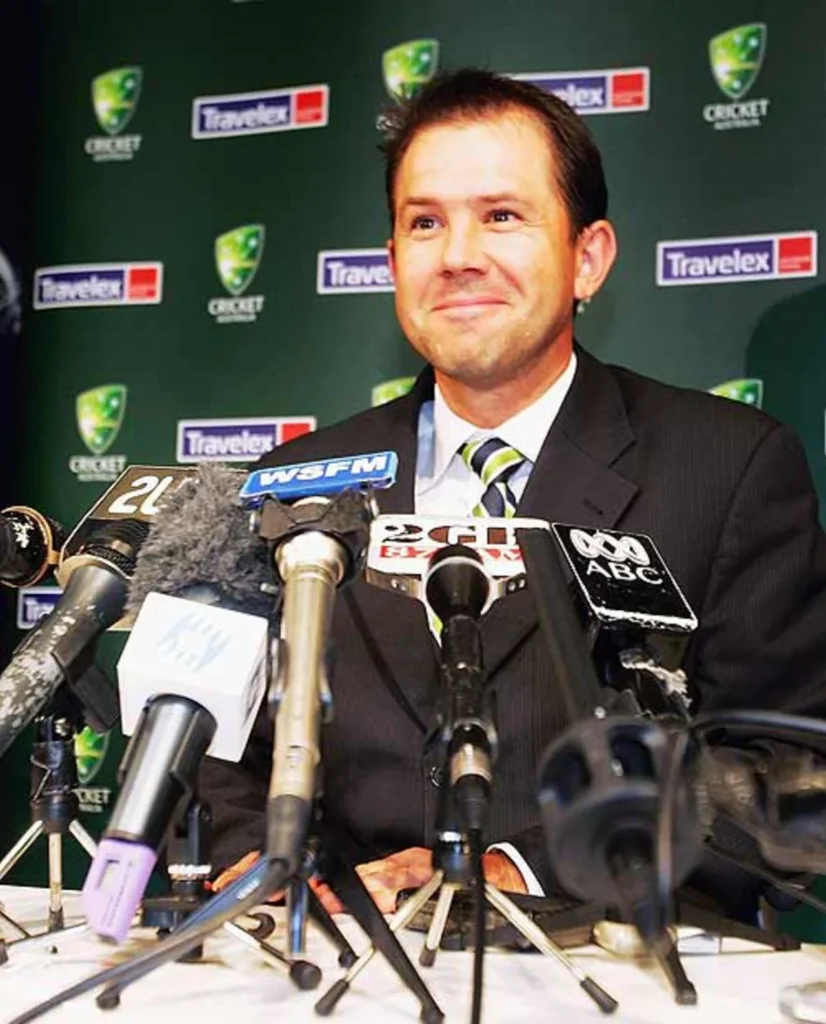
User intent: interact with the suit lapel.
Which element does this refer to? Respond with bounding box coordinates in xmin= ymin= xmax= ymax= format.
xmin=481 ymin=347 xmax=641 ymax=678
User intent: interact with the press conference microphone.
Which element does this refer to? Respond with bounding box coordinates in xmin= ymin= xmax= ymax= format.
xmin=82 ymin=464 xmax=275 ymax=942
xmin=424 ymin=544 xmax=496 ymax=834
xmin=240 ymin=451 xmax=393 ymax=870
xmin=0 ymin=506 xmax=66 ymax=587
xmin=550 ymin=524 xmax=698 ymax=716
xmin=0 ymin=516 xmax=147 ymax=758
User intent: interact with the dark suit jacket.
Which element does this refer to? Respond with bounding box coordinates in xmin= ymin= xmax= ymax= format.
xmin=201 ymin=347 xmax=826 ymax=892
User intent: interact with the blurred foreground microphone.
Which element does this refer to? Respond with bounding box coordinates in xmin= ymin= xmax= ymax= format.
xmin=240 ymin=451 xmax=394 ymax=869
xmin=425 ymin=545 xmax=495 ymax=834
xmin=0 ymin=516 xmax=147 ymax=758
xmin=522 ymin=526 xmax=705 ymax=997
xmin=551 ymin=524 xmax=698 ymax=716
xmin=0 ymin=466 xmax=195 ymax=757
xmin=83 ymin=464 xmax=275 ymax=942
xmin=0 ymin=506 xmax=65 ymax=587
xmin=538 ymin=717 xmax=704 ymax=943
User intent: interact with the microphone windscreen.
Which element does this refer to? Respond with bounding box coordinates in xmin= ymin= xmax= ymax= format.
xmin=127 ymin=464 xmax=275 ymax=617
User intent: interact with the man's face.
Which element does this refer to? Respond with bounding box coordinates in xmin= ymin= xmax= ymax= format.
xmin=389 ymin=110 xmax=580 ymax=388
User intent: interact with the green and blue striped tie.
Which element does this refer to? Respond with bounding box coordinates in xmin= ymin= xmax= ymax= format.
xmin=460 ymin=437 xmax=525 ymax=518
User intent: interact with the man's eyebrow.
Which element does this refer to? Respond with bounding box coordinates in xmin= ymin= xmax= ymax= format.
xmin=398 ymin=192 xmax=531 ymax=210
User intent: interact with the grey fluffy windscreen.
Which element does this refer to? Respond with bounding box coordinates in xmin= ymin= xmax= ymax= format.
xmin=127 ymin=464 xmax=275 ymax=618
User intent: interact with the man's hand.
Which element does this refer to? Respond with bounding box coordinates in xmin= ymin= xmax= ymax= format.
xmin=212 ymin=845 xmax=528 ymax=914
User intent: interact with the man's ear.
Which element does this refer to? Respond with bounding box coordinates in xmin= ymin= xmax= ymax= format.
xmin=574 ymin=220 xmax=618 ymax=302
xmin=387 ymin=238 xmax=396 ymax=280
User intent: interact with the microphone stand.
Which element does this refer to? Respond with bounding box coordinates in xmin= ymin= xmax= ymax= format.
xmin=0 ymin=686 xmax=98 ymax=955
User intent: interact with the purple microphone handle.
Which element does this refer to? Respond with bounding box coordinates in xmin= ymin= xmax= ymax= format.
xmin=82 ymin=837 xmax=158 ymax=943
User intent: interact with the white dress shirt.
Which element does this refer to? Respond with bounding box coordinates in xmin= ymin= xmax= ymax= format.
xmin=415 ymin=352 xmax=578 ymax=514
xmin=412 ymin=352 xmax=578 ymax=895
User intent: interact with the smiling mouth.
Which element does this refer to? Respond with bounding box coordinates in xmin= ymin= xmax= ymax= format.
xmin=432 ymin=297 xmax=508 ymax=313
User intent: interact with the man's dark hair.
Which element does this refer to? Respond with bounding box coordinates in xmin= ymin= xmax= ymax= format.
xmin=380 ymin=68 xmax=609 ymax=239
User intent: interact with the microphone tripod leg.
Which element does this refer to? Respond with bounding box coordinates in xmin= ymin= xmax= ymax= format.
xmin=68 ymin=820 xmax=97 ymax=858
xmin=222 ymin=921 xmax=322 ymax=991
xmin=287 ymin=876 xmax=309 ymax=956
xmin=484 ymin=885 xmax=619 ymax=1015
xmin=0 ymin=905 xmax=31 ymax=941
xmin=0 ymin=822 xmax=43 ymax=881
xmin=47 ymin=834 xmax=64 ymax=932
xmin=314 ymin=871 xmax=444 ymax=1020
xmin=307 ymin=884 xmax=358 ymax=968
xmin=420 ymin=883 xmax=457 ymax=967
xmin=652 ymin=934 xmax=697 ymax=1006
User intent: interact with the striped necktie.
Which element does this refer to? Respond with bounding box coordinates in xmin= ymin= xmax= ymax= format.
xmin=460 ymin=437 xmax=526 ymax=518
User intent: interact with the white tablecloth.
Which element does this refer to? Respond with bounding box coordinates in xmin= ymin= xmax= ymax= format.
xmin=1 ymin=886 xmax=825 ymax=1023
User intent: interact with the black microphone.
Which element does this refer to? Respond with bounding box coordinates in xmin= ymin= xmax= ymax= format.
xmin=538 ymin=716 xmax=705 ymax=944
xmin=424 ymin=544 xmax=497 ymax=835
xmin=0 ymin=506 xmax=66 ymax=587
xmin=700 ymin=732 xmax=826 ymax=875
xmin=551 ymin=523 xmax=698 ymax=716
xmin=0 ymin=516 xmax=148 ymax=758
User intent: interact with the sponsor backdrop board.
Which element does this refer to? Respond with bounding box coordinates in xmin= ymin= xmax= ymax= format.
xmin=5 ymin=0 xmax=826 ymax=889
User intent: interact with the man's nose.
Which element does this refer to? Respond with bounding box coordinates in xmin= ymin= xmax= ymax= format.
xmin=440 ymin=219 xmax=488 ymax=273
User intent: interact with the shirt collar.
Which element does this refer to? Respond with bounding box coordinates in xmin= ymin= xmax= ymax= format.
xmin=430 ymin=351 xmax=578 ymax=484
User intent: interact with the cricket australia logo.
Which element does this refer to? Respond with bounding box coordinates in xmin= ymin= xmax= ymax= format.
xmin=209 ymin=224 xmax=266 ymax=324
xmin=704 ymin=24 xmax=769 ymax=130
xmin=70 ymin=384 xmax=128 ymax=483
xmin=85 ymin=67 xmax=143 ymax=161
xmin=382 ymin=40 xmax=439 ymax=103
xmin=75 ymin=726 xmax=110 ymax=785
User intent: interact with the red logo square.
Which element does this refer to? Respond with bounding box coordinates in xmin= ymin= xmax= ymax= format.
xmin=295 ymin=89 xmax=326 ymax=125
xmin=279 ymin=419 xmax=316 ymax=444
xmin=127 ymin=265 xmax=161 ymax=301
xmin=611 ymin=71 xmax=647 ymax=109
xmin=778 ymin=235 xmax=815 ymax=275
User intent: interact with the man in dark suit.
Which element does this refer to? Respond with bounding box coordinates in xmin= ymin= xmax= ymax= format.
xmin=206 ymin=70 xmax=826 ymax=914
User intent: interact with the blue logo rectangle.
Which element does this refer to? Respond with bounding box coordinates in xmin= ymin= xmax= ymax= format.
xmin=17 ymin=586 xmax=61 ymax=629
xmin=240 ymin=451 xmax=398 ymax=504
xmin=511 ymin=67 xmax=649 ymax=114
xmin=317 ymin=249 xmax=394 ymax=294
xmin=33 ymin=262 xmax=163 ymax=309
xmin=176 ymin=417 xmax=316 ymax=463
xmin=192 ymin=84 xmax=328 ymax=139
xmin=656 ymin=232 xmax=817 ymax=286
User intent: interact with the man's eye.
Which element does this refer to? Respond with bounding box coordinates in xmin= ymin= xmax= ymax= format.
xmin=489 ymin=209 xmax=519 ymax=223
xmin=410 ymin=215 xmax=438 ymax=231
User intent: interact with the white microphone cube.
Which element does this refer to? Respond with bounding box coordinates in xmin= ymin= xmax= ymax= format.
xmin=117 ymin=592 xmax=268 ymax=762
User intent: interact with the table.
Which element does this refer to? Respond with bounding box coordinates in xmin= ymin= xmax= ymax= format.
xmin=1 ymin=886 xmax=825 ymax=1023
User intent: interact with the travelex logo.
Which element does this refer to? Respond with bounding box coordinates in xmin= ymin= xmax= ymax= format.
xmin=75 ymin=726 xmax=110 ymax=786
xmin=209 ymin=225 xmax=265 ymax=324
xmin=177 ymin=416 xmax=315 ymax=462
xmin=317 ymin=249 xmax=393 ymax=294
xmin=241 ymin=451 xmax=398 ymax=504
xmin=86 ymin=66 xmax=143 ymax=161
xmin=192 ymin=84 xmax=328 ymax=139
xmin=709 ymin=379 xmax=764 ymax=408
xmin=71 ymin=384 xmax=128 ymax=483
xmin=382 ymin=40 xmax=439 ymax=102
xmin=704 ymin=23 xmax=769 ymax=130
xmin=16 ymin=586 xmax=61 ymax=630
xmin=33 ymin=262 xmax=163 ymax=310
xmin=511 ymin=66 xmax=649 ymax=114
xmin=656 ymin=231 xmax=817 ymax=286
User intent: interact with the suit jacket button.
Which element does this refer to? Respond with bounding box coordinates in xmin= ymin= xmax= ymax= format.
xmin=428 ymin=766 xmax=444 ymax=788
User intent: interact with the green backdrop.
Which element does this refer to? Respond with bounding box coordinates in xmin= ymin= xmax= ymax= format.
xmin=4 ymin=0 xmax=825 ymax=893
